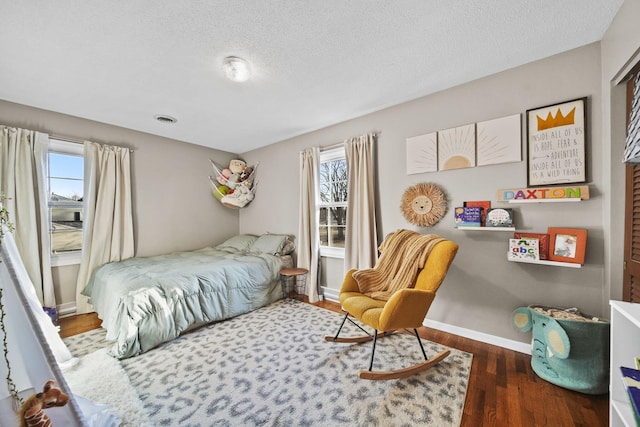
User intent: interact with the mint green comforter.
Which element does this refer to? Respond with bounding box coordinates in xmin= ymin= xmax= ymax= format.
xmin=83 ymin=247 xmax=284 ymax=359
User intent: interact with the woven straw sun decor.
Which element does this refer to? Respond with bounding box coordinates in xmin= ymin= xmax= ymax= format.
xmin=400 ymin=183 xmax=448 ymax=227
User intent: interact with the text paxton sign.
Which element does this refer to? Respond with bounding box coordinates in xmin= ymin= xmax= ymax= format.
xmin=496 ymin=185 xmax=589 ymax=202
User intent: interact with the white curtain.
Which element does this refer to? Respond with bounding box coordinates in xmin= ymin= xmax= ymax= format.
xmin=0 ymin=126 xmax=55 ymax=307
xmin=297 ymin=147 xmax=320 ymax=303
xmin=344 ymin=133 xmax=378 ymax=272
xmin=75 ymin=141 xmax=134 ymax=314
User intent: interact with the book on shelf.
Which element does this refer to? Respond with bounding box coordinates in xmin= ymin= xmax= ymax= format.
xmin=464 ymin=200 xmax=491 ymax=226
xmin=454 ymin=206 xmax=482 ymax=227
xmin=485 ymin=208 xmax=514 ymax=227
xmin=514 ymin=232 xmax=550 ymax=260
xmin=620 ymin=366 xmax=640 ymax=423
xmin=508 ymin=238 xmax=539 ymax=261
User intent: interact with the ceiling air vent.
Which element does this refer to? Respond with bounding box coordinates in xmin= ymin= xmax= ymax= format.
xmin=154 ymin=114 xmax=177 ymax=124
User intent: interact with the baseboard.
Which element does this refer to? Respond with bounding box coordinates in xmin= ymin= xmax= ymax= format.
xmin=422 ymin=319 xmax=531 ymax=355
xmin=57 ymin=302 xmax=76 ymax=318
xmin=321 ymin=287 xmax=340 ymax=303
xmin=320 ymin=287 xmax=531 ymax=354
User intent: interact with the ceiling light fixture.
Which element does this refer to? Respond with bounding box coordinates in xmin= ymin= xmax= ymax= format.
xmin=222 ymin=56 xmax=251 ymax=82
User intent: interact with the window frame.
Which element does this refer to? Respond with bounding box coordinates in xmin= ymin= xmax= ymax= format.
xmin=318 ymin=146 xmax=347 ymax=259
xmin=48 ymin=139 xmax=84 ymax=267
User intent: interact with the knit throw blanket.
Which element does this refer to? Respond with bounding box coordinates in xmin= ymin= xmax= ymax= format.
xmin=353 ymin=229 xmax=445 ymax=300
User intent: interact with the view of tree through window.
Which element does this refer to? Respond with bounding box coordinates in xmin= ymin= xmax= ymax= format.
xmin=319 ymin=156 xmax=347 ymax=248
xmin=49 ymin=151 xmax=84 ymax=253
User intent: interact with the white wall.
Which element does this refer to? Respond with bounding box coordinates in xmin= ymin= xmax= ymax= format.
xmin=241 ymin=42 xmax=605 ymax=347
xmin=0 ymin=100 xmax=239 ymax=306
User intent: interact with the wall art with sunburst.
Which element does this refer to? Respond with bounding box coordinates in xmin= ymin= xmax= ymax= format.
xmin=406 ymin=132 xmax=438 ymax=174
xmin=405 ymin=114 xmax=524 ymax=175
xmin=437 ymin=124 xmax=476 ymax=171
xmin=476 ymin=114 xmax=522 ymax=167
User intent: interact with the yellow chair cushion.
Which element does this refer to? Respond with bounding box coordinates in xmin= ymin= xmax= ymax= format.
xmin=341 ymin=295 xmax=386 ymax=320
xmin=337 ymin=237 xmax=458 ymax=333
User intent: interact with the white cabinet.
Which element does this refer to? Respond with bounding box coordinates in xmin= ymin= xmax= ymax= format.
xmin=610 ymin=300 xmax=640 ymax=426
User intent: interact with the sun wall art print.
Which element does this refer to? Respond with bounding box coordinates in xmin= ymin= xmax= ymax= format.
xmin=406 ymin=132 xmax=438 ymax=174
xmin=437 ymin=124 xmax=476 ymax=171
xmin=476 ymin=114 xmax=522 ymax=167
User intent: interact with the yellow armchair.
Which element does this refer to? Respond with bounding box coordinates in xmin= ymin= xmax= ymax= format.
xmin=325 ymin=232 xmax=458 ymax=380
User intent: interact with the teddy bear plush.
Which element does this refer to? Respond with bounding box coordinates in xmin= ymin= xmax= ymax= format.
xmin=221 ymin=180 xmax=255 ymax=208
xmin=228 ymin=159 xmax=246 ymax=174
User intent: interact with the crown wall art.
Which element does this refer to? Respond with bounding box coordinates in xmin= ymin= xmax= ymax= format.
xmin=526 ymin=97 xmax=587 ymax=187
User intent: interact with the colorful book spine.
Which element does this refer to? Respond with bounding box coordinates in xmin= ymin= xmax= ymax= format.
xmin=620 ymin=366 xmax=640 ymax=424
xmin=514 ymin=232 xmax=550 ymax=260
xmin=454 ymin=207 xmax=482 ymax=227
xmin=508 ymin=238 xmax=539 ymax=260
xmin=485 ymin=208 xmax=514 ymax=227
xmin=464 ymin=201 xmax=491 ymax=226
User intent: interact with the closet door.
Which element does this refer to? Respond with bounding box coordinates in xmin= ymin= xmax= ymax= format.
xmin=623 ymin=72 xmax=640 ymax=302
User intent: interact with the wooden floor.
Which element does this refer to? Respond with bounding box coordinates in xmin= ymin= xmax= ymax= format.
xmin=59 ymin=299 xmax=609 ymax=427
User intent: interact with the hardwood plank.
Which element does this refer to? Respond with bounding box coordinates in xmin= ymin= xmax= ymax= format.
xmin=58 ymin=299 xmax=609 ymax=426
xmin=58 ymin=313 xmax=102 ymax=338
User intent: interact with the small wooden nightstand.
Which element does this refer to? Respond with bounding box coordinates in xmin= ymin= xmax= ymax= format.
xmin=279 ymin=267 xmax=309 ymax=300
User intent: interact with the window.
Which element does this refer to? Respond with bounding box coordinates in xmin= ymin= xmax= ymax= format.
xmin=48 ymin=139 xmax=84 ymax=265
xmin=319 ymin=147 xmax=347 ymax=258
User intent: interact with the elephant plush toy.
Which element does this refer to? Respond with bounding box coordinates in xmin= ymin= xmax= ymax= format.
xmin=513 ymin=305 xmax=610 ymax=395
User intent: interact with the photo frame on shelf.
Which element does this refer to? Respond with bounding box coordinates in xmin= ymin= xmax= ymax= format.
xmin=526 ymin=97 xmax=587 ymax=187
xmin=547 ymin=227 xmax=587 ymax=264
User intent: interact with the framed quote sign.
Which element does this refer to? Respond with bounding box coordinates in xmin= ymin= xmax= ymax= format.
xmin=526 ymin=97 xmax=587 ymax=187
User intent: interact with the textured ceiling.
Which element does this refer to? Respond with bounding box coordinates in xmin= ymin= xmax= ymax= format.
xmin=0 ymin=1 xmax=624 ymax=154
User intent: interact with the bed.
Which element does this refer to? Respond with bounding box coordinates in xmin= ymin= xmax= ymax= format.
xmin=82 ymin=233 xmax=294 ymax=359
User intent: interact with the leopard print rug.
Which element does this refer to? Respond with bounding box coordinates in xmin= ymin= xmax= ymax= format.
xmin=64 ymin=300 xmax=472 ymax=426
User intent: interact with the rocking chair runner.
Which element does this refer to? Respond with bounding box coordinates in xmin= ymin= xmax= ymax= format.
xmin=325 ymin=230 xmax=458 ymax=380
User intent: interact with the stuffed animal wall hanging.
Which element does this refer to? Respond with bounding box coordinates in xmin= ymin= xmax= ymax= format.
xmin=18 ymin=380 xmax=69 ymax=427
xmin=400 ymin=182 xmax=448 ymax=227
xmin=209 ymin=159 xmax=259 ymax=208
